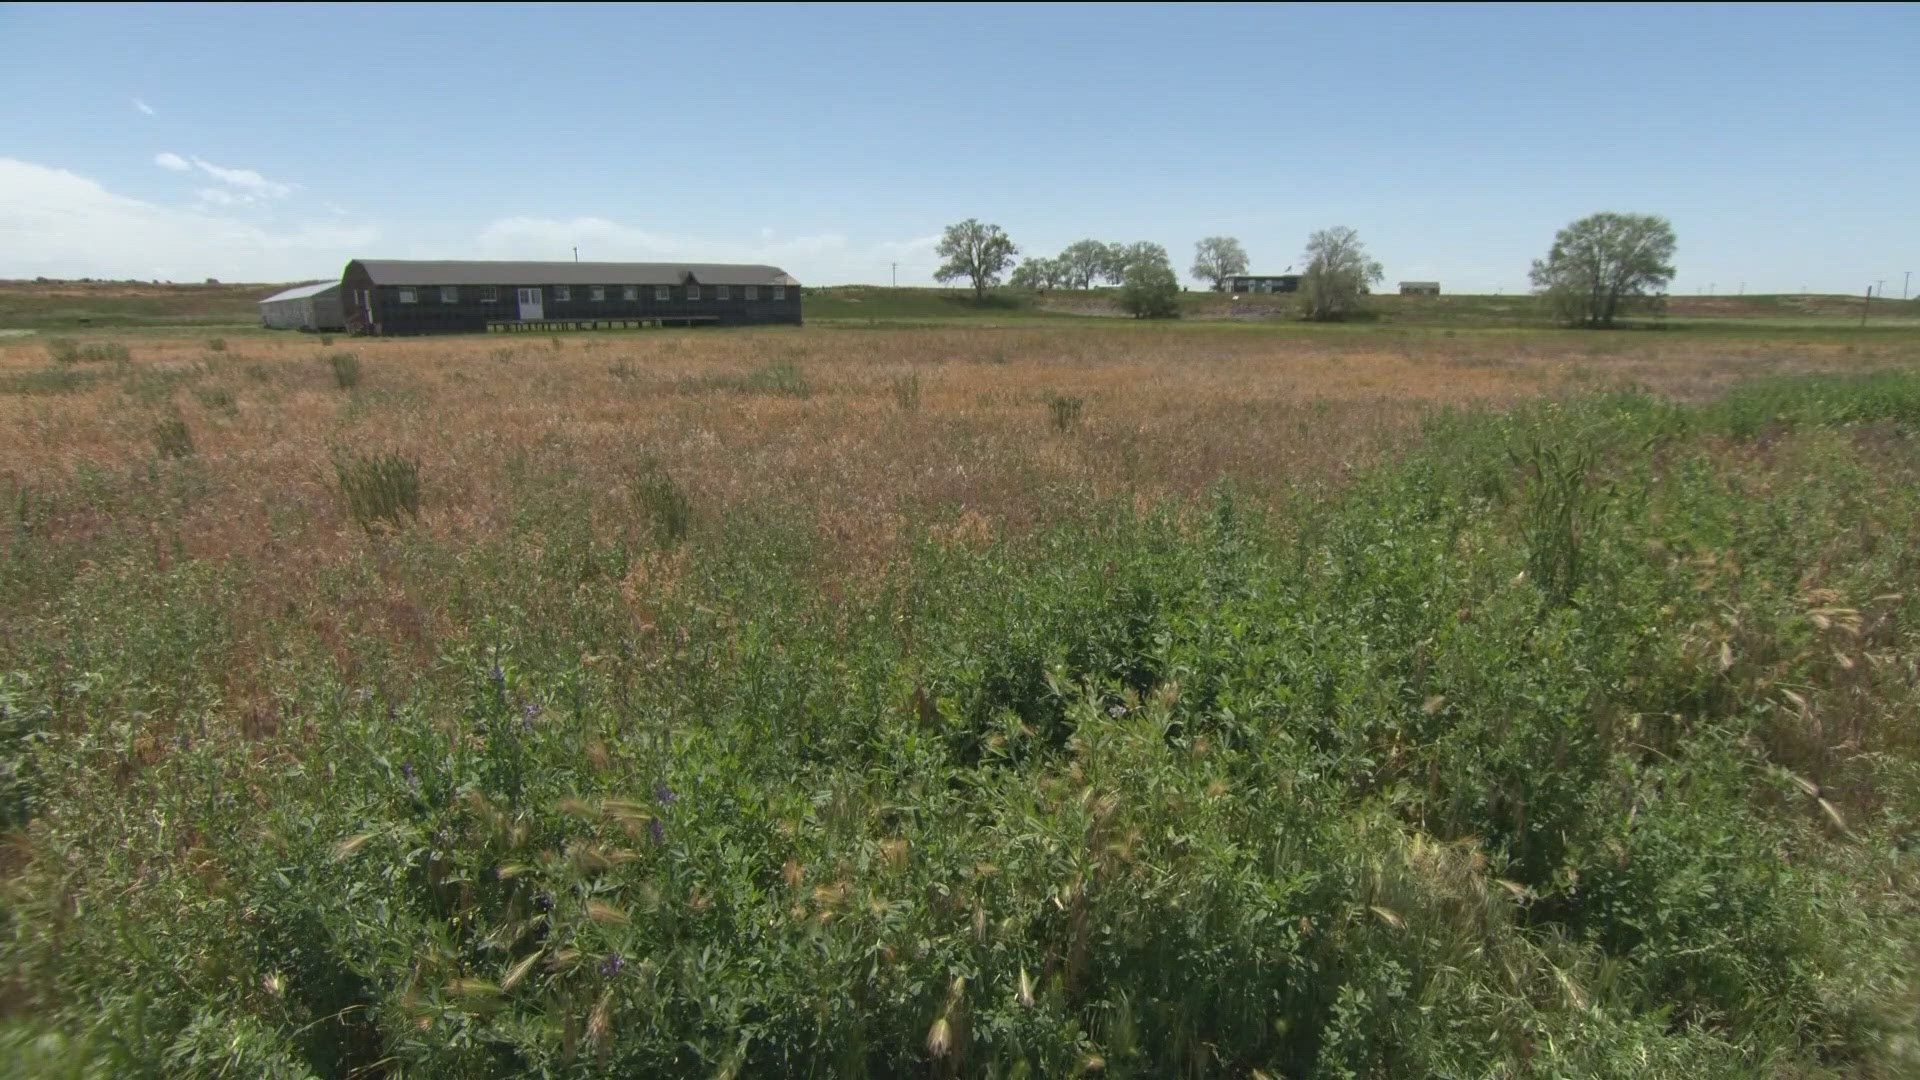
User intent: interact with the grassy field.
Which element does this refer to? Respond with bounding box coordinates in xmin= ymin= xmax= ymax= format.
xmin=3 ymin=319 xmax=1920 ymax=1076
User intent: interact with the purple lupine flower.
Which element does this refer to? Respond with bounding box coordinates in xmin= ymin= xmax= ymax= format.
xmin=520 ymin=701 xmax=540 ymax=732
xmin=654 ymin=783 xmax=678 ymax=806
xmin=401 ymin=761 xmax=418 ymax=790
xmin=600 ymin=954 xmax=627 ymax=978
xmin=649 ymin=818 xmax=665 ymax=844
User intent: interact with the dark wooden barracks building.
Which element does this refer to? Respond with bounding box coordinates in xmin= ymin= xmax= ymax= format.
xmin=340 ymin=259 xmax=802 ymax=335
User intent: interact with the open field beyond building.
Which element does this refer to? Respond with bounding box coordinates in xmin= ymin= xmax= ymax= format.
xmin=3 ymin=322 xmax=1920 ymax=1075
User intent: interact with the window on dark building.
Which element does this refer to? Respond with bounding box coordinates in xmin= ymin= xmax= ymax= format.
xmin=687 ymin=284 xmax=701 ymax=301
xmin=591 ymin=287 xmax=605 ymax=302
xmin=745 ymin=285 xmax=758 ymax=300
xmin=655 ymin=285 xmax=670 ymax=301
xmin=398 ymin=288 xmax=417 ymax=304
xmin=555 ymin=286 xmax=571 ymax=302
xmin=623 ymin=286 xmax=638 ymax=301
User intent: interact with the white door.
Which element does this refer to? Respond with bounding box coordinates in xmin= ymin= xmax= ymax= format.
xmin=517 ymin=287 xmax=544 ymax=321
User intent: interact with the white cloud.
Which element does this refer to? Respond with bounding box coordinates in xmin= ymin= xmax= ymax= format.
xmin=188 ymin=156 xmax=296 ymax=199
xmin=196 ymin=187 xmax=238 ymax=205
xmin=476 ymin=216 xmax=937 ymax=284
xmin=152 ymin=151 xmax=296 ymax=199
xmin=0 ymin=157 xmax=376 ymax=281
xmin=133 ymin=98 xmax=155 ymax=116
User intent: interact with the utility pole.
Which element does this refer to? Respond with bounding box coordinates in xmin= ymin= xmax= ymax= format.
xmin=1905 ymin=271 xmax=1912 ymax=300
xmin=891 ymin=263 xmax=897 ymax=288
xmin=572 ymin=246 xmax=579 ymax=263
xmin=1861 ymin=285 xmax=1872 ymax=327
xmin=1738 ymin=282 xmax=1745 ymax=296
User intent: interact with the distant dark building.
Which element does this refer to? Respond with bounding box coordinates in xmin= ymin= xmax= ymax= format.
xmin=1225 ymin=273 xmax=1301 ymax=295
xmin=258 ymin=281 xmax=345 ymax=331
xmin=340 ymin=260 xmax=802 ymax=336
xmin=1399 ymin=281 xmax=1441 ymax=296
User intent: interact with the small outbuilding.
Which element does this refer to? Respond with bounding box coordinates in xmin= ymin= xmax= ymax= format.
xmin=1225 ymin=273 xmax=1301 ymax=295
xmin=258 ymin=281 xmax=346 ymax=331
xmin=1398 ymin=281 xmax=1441 ymax=296
xmin=338 ymin=260 xmax=804 ymax=336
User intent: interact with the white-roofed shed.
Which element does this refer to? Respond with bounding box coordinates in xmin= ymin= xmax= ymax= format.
xmin=259 ymin=281 xmax=345 ymax=331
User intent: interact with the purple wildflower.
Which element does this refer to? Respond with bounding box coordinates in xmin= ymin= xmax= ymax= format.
xmin=600 ymin=954 xmax=627 ymax=978
xmin=654 ymin=782 xmax=678 ymax=806
xmin=520 ymin=701 xmax=540 ymax=732
xmin=649 ymin=818 xmax=665 ymax=844
xmin=401 ymin=761 xmax=417 ymax=790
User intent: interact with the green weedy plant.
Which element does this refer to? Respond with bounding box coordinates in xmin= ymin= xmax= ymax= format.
xmin=319 ymin=334 xmax=334 ymax=346
xmin=334 ymin=450 xmax=420 ymax=529
xmin=0 ymin=368 xmax=105 ymax=396
xmin=193 ymin=386 xmax=237 ymax=416
xmin=150 ymin=413 xmax=195 ymax=459
xmin=1048 ymin=392 xmax=1084 ymax=432
xmin=743 ymin=358 xmax=811 ymax=398
xmin=205 ymin=337 xmax=227 ymax=352
xmin=45 ymin=339 xmax=131 ymax=365
xmin=1510 ymin=437 xmax=1608 ymax=606
xmin=327 ymin=352 xmax=361 ymax=390
xmin=891 ymin=372 xmax=921 ymax=411
xmin=629 ymin=456 xmax=691 ymax=545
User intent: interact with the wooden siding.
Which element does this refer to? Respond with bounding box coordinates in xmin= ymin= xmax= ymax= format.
xmin=341 ymin=265 xmax=801 ymax=336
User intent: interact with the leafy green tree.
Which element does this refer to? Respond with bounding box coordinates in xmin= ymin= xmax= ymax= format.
xmin=1010 ymin=256 xmax=1067 ymax=290
xmin=1119 ymin=255 xmax=1181 ymax=319
xmin=934 ymin=219 xmax=1019 ymax=303
xmin=1191 ymin=236 xmax=1250 ymax=291
xmin=1057 ymin=240 xmax=1111 ymax=289
xmin=1103 ymin=242 xmax=1170 ymax=285
xmin=1300 ymin=226 xmax=1383 ymax=321
xmin=1529 ymin=212 xmax=1677 ymax=328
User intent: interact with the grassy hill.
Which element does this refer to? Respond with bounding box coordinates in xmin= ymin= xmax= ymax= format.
xmin=797 ymin=285 xmax=1920 ymax=329
xmin=4 ymin=278 xmax=1915 ymax=334
xmin=0 ymin=279 xmax=283 ymax=331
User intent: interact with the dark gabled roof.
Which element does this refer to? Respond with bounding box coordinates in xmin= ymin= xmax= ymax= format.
xmin=259 ymin=281 xmax=340 ymax=303
xmin=348 ymin=260 xmax=799 ymax=287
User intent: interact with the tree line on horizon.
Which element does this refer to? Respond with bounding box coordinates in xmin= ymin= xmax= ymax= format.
xmin=932 ymin=212 xmax=1678 ymax=328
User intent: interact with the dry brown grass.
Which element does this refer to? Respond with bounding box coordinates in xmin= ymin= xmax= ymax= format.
xmin=1 ymin=324 xmax=1908 ymax=582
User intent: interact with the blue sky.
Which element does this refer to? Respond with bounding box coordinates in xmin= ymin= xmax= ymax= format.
xmin=1 ymin=2 xmax=1914 ymax=293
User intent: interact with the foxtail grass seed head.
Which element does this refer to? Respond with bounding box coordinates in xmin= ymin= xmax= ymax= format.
xmin=926 ymin=1017 xmax=952 ymax=1058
